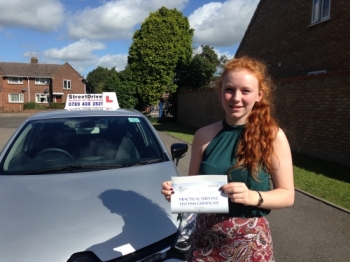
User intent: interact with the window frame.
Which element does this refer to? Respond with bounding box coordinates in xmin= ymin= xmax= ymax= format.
xmin=35 ymin=93 xmax=50 ymax=103
xmin=311 ymin=0 xmax=331 ymax=24
xmin=63 ymin=79 xmax=71 ymax=90
xmin=8 ymin=93 xmax=24 ymax=103
xmin=8 ymin=77 xmax=23 ymax=84
xmin=35 ymin=78 xmax=50 ymax=85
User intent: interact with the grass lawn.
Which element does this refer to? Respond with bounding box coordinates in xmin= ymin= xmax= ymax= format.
xmin=153 ymin=119 xmax=350 ymax=211
xmin=292 ymin=153 xmax=350 ymax=210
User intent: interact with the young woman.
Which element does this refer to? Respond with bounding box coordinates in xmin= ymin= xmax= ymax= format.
xmin=161 ymin=56 xmax=294 ymax=261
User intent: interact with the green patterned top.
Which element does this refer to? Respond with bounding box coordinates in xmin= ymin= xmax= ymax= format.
xmin=199 ymin=119 xmax=271 ymax=217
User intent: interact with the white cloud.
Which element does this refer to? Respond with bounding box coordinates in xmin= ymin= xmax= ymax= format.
xmin=67 ymin=0 xmax=189 ymax=40
xmin=215 ymin=49 xmax=235 ymax=60
xmin=64 ymin=54 xmax=128 ymax=76
xmin=35 ymin=40 xmax=128 ymax=75
xmin=189 ymin=0 xmax=259 ymax=47
xmin=66 ymin=61 xmax=98 ymax=77
xmin=43 ymin=39 xmax=106 ymax=61
xmin=192 ymin=46 xmax=234 ymax=60
xmin=23 ymin=51 xmax=39 ymax=59
xmin=0 ymin=0 xmax=64 ymax=31
xmin=97 ymin=54 xmax=128 ymax=72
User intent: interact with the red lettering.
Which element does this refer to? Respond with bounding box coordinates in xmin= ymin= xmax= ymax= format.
xmin=105 ymin=96 xmax=113 ymax=103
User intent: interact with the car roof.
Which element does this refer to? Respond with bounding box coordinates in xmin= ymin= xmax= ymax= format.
xmin=27 ymin=108 xmax=144 ymax=121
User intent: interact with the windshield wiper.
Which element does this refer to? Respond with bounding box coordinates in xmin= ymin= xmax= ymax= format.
xmin=68 ymin=164 xmax=123 ymax=169
xmin=20 ymin=164 xmax=123 ymax=175
xmin=130 ymin=158 xmax=162 ymax=166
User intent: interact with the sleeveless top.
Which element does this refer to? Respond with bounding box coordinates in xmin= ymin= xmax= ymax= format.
xmin=199 ymin=119 xmax=271 ymax=218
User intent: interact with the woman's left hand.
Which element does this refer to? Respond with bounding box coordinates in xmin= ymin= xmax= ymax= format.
xmin=220 ymin=182 xmax=258 ymax=206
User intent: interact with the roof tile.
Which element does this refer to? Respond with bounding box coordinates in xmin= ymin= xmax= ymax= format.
xmin=0 ymin=62 xmax=62 ymax=77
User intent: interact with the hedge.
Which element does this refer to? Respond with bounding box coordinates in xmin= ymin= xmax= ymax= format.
xmin=23 ymin=102 xmax=44 ymax=110
xmin=23 ymin=102 xmax=65 ymax=110
xmin=49 ymin=102 xmax=65 ymax=109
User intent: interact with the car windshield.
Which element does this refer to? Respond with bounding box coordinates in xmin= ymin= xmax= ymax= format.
xmin=0 ymin=116 xmax=165 ymax=175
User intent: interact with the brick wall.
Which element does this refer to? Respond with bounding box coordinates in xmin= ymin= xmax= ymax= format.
xmin=177 ymin=88 xmax=225 ymax=129
xmin=236 ymin=0 xmax=350 ymax=78
xmin=0 ymin=78 xmax=29 ymax=112
xmin=1 ymin=77 xmax=57 ymax=112
xmin=177 ymin=72 xmax=350 ymax=166
xmin=27 ymin=78 xmax=49 ymax=104
xmin=52 ymin=63 xmax=85 ymax=97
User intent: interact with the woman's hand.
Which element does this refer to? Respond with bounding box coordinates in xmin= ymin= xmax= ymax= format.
xmin=161 ymin=181 xmax=174 ymax=202
xmin=220 ymin=182 xmax=259 ymax=206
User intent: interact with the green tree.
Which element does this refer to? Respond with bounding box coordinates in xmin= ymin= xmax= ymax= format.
xmin=105 ymin=66 xmax=138 ymax=109
xmin=128 ymin=6 xmax=194 ymax=106
xmin=86 ymin=66 xmax=137 ymax=109
xmin=86 ymin=66 xmax=111 ymax=93
xmin=176 ymin=45 xmax=220 ymax=90
xmin=219 ymin=55 xmax=229 ymax=69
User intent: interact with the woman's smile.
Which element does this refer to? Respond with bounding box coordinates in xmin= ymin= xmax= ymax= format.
xmin=229 ymin=105 xmax=243 ymax=112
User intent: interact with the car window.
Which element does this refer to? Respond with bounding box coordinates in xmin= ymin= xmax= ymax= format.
xmin=0 ymin=116 xmax=165 ymax=174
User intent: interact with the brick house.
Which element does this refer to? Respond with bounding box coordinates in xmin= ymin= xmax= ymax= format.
xmin=235 ymin=0 xmax=350 ymax=77
xmin=177 ymin=0 xmax=350 ymax=165
xmin=234 ymin=0 xmax=350 ymax=165
xmin=0 ymin=57 xmax=86 ymax=112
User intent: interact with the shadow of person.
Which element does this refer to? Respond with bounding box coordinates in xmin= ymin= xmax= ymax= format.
xmin=85 ymin=189 xmax=176 ymax=261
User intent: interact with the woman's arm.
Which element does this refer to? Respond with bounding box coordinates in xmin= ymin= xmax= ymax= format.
xmin=221 ymin=128 xmax=294 ymax=209
xmin=161 ymin=128 xmax=205 ymax=202
xmin=161 ymin=122 xmax=221 ymax=201
xmin=263 ymin=128 xmax=295 ymax=209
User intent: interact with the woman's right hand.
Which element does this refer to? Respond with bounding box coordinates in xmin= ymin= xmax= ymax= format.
xmin=161 ymin=181 xmax=174 ymax=202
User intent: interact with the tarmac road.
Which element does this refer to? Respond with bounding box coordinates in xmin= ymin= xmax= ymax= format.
xmin=1 ymin=114 xmax=350 ymax=261
xmin=0 ymin=114 xmax=27 ymax=151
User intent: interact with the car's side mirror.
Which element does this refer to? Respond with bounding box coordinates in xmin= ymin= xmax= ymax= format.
xmin=170 ymin=143 xmax=188 ymax=167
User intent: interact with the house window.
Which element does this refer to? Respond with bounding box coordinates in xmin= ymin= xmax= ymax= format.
xmin=8 ymin=77 xmax=23 ymax=84
xmin=63 ymin=80 xmax=71 ymax=90
xmin=311 ymin=0 xmax=331 ymax=24
xmin=8 ymin=93 xmax=24 ymax=103
xmin=35 ymin=78 xmax=50 ymax=85
xmin=35 ymin=94 xmax=50 ymax=103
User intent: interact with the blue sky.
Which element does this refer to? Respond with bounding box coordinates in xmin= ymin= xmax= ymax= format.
xmin=0 ymin=0 xmax=259 ymax=77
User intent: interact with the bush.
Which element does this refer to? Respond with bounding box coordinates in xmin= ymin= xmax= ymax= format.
xmin=49 ymin=102 xmax=65 ymax=109
xmin=23 ymin=102 xmax=65 ymax=110
xmin=23 ymin=102 xmax=43 ymax=110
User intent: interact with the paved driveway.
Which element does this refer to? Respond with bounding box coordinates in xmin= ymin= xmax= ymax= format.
xmin=0 ymin=114 xmax=30 ymax=150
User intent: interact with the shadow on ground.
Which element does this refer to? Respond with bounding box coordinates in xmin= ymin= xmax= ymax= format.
xmin=292 ymin=152 xmax=350 ymax=184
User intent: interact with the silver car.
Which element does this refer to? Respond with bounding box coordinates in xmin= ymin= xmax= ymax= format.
xmin=0 ymin=108 xmax=188 ymax=262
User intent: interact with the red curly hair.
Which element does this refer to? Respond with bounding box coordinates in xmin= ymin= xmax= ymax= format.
xmin=216 ymin=56 xmax=279 ymax=180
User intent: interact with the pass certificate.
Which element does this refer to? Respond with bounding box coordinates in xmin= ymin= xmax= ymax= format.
xmin=171 ymin=175 xmax=228 ymax=214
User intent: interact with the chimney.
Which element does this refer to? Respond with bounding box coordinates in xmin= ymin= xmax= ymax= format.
xmin=31 ymin=57 xmax=38 ymax=64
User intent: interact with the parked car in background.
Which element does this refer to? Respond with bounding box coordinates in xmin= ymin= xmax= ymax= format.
xmin=0 ymin=93 xmax=188 ymax=262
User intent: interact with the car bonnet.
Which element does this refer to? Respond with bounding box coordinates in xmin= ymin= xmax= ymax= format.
xmin=0 ymin=161 xmax=180 ymax=262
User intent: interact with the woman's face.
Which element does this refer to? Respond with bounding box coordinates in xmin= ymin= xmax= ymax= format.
xmin=221 ymin=69 xmax=262 ymax=125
